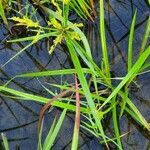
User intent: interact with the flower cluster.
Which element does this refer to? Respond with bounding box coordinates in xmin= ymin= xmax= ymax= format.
xmin=48 ymin=18 xmax=83 ymax=54
xmin=11 ymin=16 xmax=39 ymax=28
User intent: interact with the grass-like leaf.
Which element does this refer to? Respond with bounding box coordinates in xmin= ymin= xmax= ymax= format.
xmin=0 ymin=85 xmax=90 ymax=114
xmin=99 ymin=45 xmax=150 ymax=112
xmin=128 ymin=10 xmax=137 ymax=71
xmin=43 ymin=109 xmax=67 ymax=150
xmin=66 ymin=38 xmax=108 ymax=147
xmin=0 ymin=0 xmax=8 ymax=27
xmin=99 ymin=0 xmax=111 ymax=79
xmin=1 ymin=133 xmax=9 ymax=150
xmin=140 ymin=16 xmax=150 ymax=54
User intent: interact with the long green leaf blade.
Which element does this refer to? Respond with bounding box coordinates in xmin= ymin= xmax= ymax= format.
xmin=128 ymin=10 xmax=137 ymax=71
xmin=43 ymin=109 xmax=67 ymax=150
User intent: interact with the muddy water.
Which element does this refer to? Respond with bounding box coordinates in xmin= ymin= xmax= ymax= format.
xmin=0 ymin=0 xmax=150 ymax=149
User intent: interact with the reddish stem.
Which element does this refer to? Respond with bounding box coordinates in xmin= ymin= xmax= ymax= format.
xmin=74 ymin=74 xmax=80 ymax=133
xmin=38 ymin=89 xmax=72 ymax=133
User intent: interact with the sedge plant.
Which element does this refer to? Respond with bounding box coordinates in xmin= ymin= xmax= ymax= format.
xmin=0 ymin=0 xmax=150 ymax=149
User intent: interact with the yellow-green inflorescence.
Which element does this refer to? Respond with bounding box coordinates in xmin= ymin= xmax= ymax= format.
xmin=63 ymin=0 xmax=70 ymax=4
xmin=11 ymin=0 xmax=83 ymax=54
xmin=48 ymin=18 xmax=83 ymax=54
xmin=11 ymin=16 xmax=39 ymax=28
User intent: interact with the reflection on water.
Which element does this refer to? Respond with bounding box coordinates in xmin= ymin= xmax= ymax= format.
xmin=0 ymin=0 xmax=149 ymax=149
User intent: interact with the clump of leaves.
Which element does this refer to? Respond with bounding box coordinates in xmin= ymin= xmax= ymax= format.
xmin=0 ymin=0 xmax=150 ymax=150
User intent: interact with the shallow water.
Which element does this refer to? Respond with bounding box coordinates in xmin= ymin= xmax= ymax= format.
xmin=0 ymin=0 xmax=149 ymax=149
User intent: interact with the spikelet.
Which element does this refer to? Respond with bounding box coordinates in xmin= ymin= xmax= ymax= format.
xmin=32 ymin=30 xmax=41 ymax=43
xmin=63 ymin=0 xmax=70 ymax=4
xmin=11 ymin=16 xmax=39 ymax=28
xmin=68 ymin=32 xmax=81 ymax=41
xmin=48 ymin=18 xmax=62 ymax=29
xmin=66 ymin=23 xmax=83 ymax=30
xmin=49 ymin=34 xmax=64 ymax=54
xmin=51 ymin=0 xmax=62 ymax=17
